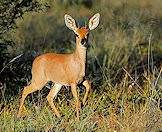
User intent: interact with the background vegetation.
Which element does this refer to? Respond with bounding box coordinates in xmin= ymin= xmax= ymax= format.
xmin=0 ymin=0 xmax=162 ymax=131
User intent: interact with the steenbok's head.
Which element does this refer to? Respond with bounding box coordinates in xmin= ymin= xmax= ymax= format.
xmin=65 ymin=13 xmax=100 ymax=47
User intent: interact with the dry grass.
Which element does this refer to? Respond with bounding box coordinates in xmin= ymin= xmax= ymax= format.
xmin=1 ymin=0 xmax=162 ymax=131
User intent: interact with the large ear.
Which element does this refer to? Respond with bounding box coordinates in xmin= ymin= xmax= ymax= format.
xmin=88 ymin=13 xmax=100 ymax=30
xmin=65 ymin=14 xmax=77 ymax=31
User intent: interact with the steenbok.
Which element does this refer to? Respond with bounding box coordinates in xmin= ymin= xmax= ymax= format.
xmin=17 ymin=13 xmax=100 ymax=120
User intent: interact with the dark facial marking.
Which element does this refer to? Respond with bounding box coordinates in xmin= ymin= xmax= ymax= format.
xmin=81 ymin=33 xmax=89 ymax=47
xmin=75 ymin=33 xmax=79 ymax=38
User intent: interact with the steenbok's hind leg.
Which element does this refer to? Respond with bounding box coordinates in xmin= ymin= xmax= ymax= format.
xmin=17 ymin=81 xmax=46 ymax=117
xmin=47 ymin=83 xmax=62 ymax=117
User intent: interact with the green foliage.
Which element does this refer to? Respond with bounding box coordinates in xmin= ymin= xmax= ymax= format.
xmin=0 ymin=90 xmax=161 ymax=131
xmin=0 ymin=0 xmax=49 ymax=34
xmin=59 ymin=0 xmax=93 ymax=8
xmin=0 ymin=0 xmax=49 ymax=101
xmin=0 ymin=0 xmax=162 ymax=131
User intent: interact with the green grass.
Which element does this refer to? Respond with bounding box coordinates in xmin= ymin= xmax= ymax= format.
xmin=0 ymin=76 xmax=161 ymax=131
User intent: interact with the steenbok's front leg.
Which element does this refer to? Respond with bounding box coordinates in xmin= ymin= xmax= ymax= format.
xmin=47 ymin=83 xmax=62 ymax=118
xmin=82 ymin=80 xmax=91 ymax=105
xmin=71 ymin=83 xmax=80 ymax=121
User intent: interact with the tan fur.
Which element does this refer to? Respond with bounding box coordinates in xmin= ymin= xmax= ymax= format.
xmin=17 ymin=27 xmax=90 ymax=120
xmin=77 ymin=27 xmax=89 ymax=38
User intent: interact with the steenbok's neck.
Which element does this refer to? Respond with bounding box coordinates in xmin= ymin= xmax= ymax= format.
xmin=75 ymin=38 xmax=87 ymax=64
